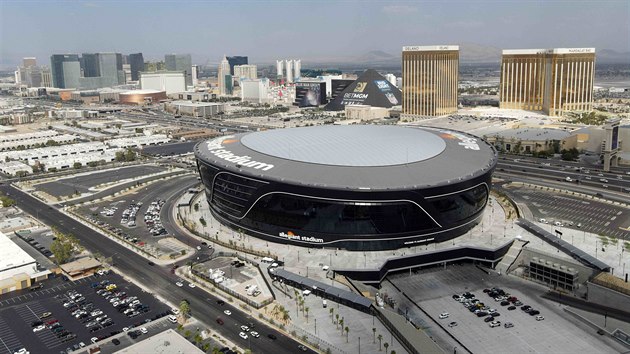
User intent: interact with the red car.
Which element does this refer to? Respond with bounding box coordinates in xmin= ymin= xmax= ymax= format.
xmin=46 ymin=319 xmax=59 ymax=325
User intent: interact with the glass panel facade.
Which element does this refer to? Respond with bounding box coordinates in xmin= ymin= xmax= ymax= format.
xmin=429 ymin=184 xmax=487 ymax=224
xmin=244 ymin=193 xmax=437 ymax=235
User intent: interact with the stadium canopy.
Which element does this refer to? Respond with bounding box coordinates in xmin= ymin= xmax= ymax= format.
xmin=325 ymin=69 xmax=402 ymax=111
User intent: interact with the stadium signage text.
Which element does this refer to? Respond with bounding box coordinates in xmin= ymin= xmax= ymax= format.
xmin=206 ymin=136 xmax=274 ymax=171
xmin=279 ymin=231 xmax=324 ymax=243
xmin=441 ymin=130 xmax=480 ymax=150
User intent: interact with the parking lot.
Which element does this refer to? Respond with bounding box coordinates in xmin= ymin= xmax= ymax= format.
xmin=75 ymin=175 xmax=197 ymax=256
xmin=507 ymin=186 xmax=630 ymax=239
xmin=35 ymin=165 xmax=167 ymax=198
xmin=0 ymin=272 xmax=170 ymax=354
xmin=386 ymin=265 xmax=621 ymax=354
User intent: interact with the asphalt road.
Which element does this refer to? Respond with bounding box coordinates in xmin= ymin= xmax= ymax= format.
xmin=36 ymin=165 xmax=166 ymax=198
xmin=141 ymin=141 xmax=199 ymax=157
xmin=0 ymin=184 xmax=313 ymax=354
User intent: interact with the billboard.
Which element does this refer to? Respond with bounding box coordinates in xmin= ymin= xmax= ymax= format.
xmin=295 ymin=82 xmax=325 ymax=107
xmin=611 ymin=126 xmax=619 ymax=150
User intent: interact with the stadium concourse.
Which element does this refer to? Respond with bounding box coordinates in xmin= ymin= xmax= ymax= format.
xmin=194 ymin=125 xmax=498 ymax=251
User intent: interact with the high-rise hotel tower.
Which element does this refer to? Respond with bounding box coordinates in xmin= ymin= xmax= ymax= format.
xmin=500 ymin=48 xmax=595 ymax=116
xmin=402 ymin=45 xmax=459 ymax=118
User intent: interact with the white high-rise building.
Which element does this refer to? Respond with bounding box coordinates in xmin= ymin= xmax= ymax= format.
xmin=234 ymin=65 xmax=257 ymax=80
xmin=293 ymin=60 xmax=301 ymax=81
xmin=276 ymin=60 xmax=284 ymax=79
xmin=191 ymin=65 xmax=199 ymax=86
xmin=285 ymin=60 xmax=294 ymax=83
xmin=218 ymin=55 xmax=230 ymax=95
xmin=385 ymin=73 xmax=397 ymax=87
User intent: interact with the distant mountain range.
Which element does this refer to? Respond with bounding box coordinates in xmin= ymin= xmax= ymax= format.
xmin=308 ymin=44 xmax=629 ymax=67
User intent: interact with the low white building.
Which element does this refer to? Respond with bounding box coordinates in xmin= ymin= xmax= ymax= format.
xmin=344 ymin=105 xmax=390 ymax=121
xmin=0 ymin=141 xmax=109 ymax=165
xmin=165 ymin=101 xmax=225 ymax=118
xmin=0 ymin=231 xmax=49 ymax=294
xmin=140 ymin=71 xmax=186 ymax=94
xmin=107 ymin=134 xmax=170 ymax=148
xmin=0 ymin=161 xmax=32 ymax=176
xmin=241 ymin=78 xmax=270 ymax=104
xmin=0 ymin=134 xmax=77 ymax=152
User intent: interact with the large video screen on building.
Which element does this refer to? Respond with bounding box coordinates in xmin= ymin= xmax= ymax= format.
xmin=295 ymin=82 xmax=325 ymax=107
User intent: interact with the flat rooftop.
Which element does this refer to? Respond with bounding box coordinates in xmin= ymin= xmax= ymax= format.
xmin=114 ymin=328 xmax=204 ymax=354
xmin=0 ymin=231 xmax=36 ymax=272
xmin=195 ymin=125 xmax=497 ymax=190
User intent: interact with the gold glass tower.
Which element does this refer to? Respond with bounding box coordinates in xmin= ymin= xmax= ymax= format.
xmin=500 ymin=48 xmax=595 ymax=116
xmin=402 ymin=45 xmax=459 ymax=118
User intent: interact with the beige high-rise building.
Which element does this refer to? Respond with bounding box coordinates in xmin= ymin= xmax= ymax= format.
xmin=402 ymin=45 xmax=459 ymax=118
xmin=500 ymin=48 xmax=595 ymax=116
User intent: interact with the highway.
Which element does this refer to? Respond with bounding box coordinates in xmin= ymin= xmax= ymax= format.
xmin=495 ymin=156 xmax=630 ymax=197
xmin=0 ymin=184 xmax=313 ymax=354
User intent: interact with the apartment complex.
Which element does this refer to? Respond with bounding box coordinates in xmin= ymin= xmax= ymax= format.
xmin=500 ymin=48 xmax=595 ymax=116
xmin=401 ymin=45 xmax=459 ymax=118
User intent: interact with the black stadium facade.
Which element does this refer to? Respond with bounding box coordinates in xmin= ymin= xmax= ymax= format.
xmin=195 ymin=125 xmax=497 ymax=251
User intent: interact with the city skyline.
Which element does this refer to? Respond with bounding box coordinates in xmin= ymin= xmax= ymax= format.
xmin=1 ymin=0 xmax=628 ymax=69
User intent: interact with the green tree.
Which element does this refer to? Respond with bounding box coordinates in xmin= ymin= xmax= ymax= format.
xmin=179 ymin=299 xmax=191 ymax=323
xmin=339 ymin=318 xmax=344 ymax=335
xmin=372 ymin=327 xmax=376 ymax=343
xmin=329 ymin=308 xmax=334 ymax=323
xmin=0 ymin=193 xmax=16 ymax=207
xmin=344 ymin=326 xmax=349 ymax=342
xmin=73 ymin=162 xmax=82 ymax=169
xmin=335 ymin=314 xmax=339 ymax=329
xmin=125 ymin=149 xmax=136 ymax=162
xmin=49 ymin=229 xmax=82 ymax=264
xmin=115 ymin=151 xmax=125 ymax=162
xmin=377 ymin=334 xmax=383 ymax=351
xmin=305 ymin=306 xmax=309 ymax=322
xmin=384 ymin=342 xmax=389 ymax=354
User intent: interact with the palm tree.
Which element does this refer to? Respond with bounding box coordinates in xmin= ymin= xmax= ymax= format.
xmin=372 ymin=327 xmax=376 ymax=343
xmin=344 ymin=326 xmax=349 ymax=342
xmin=335 ymin=314 xmax=339 ymax=329
xmin=377 ymin=334 xmax=383 ymax=351
xmin=329 ymin=307 xmax=334 ymax=323
xmin=384 ymin=342 xmax=389 ymax=354
xmin=305 ymin=307 xmax=309 ymax=322
xmin=282 ymin=308 xmax=291 ymax=324
xmin=339 ymin=319 xmax=344 ymax=335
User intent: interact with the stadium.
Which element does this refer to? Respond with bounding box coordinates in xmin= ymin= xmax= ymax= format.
xmin=194 ymin=125 xmax=498 ymax=251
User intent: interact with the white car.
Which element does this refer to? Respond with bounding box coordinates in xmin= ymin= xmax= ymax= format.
xmin=91 ymin=337 xmax=98 ymax=344
xmin=241 ymin=325 xmax=250 ymax=331
xmin=188 ymin=283 xmax=196 ymax=288
xmin=489 ymin=321 xmax=501 ymax=328
xmin=140 ymin=327 xmax=148 ymax=334
xmin=535 ymin=315 xmax=545 ymax=321
xmin=439 ymin=312 xmax=449 ymax=319
xmin=13 ymin=349 xmax=28 ymax=354
xmin=175 ymin=282 xmax=183 ymax=287
xmin=171 ymin=308 xmax=180 ymax=315
xmin=32 ymin=325 xmax=46 ymax=332
xmin=224 ymin=310 xmax=232 ymax=316
xmin=239 ymin=332 xmax=248 ymax=339
xmin=123 ymin=327 xmax=130 ymax=332
xmin=250 ymin=331 xmax=259 ymax=338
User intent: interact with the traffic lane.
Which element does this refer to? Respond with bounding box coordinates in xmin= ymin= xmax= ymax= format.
xmin=495 ymin=171 xmax=630 ymax=203
xmin=2 ymin=186 xmax=304 ymax=354
xmin=497 ymin=161 xmax=630 ymax=189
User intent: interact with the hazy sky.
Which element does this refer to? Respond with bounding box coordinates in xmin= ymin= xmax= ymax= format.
xmin=1 ymin=0 xmax=628 ymax=68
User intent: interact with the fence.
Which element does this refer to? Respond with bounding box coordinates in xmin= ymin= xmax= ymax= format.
xmin=190 ymin=251 xmax=274 ymax=309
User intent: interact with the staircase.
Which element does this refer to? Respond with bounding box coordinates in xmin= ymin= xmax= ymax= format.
xmin=496 ymin=239 xmax=528 ymax=274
